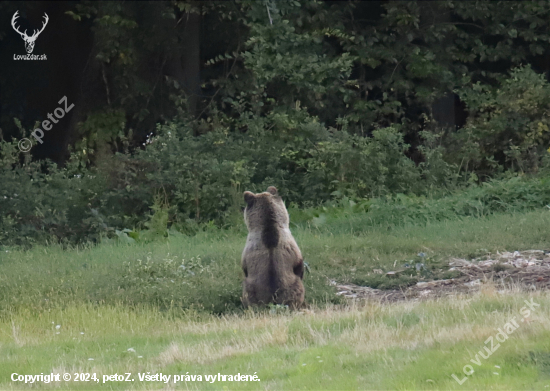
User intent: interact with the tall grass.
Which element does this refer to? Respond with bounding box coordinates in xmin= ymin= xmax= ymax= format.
xmin=290 ymin=175 xmax=550 ymax=234
xmin=1 ymin=208 xmax=549 ymax=316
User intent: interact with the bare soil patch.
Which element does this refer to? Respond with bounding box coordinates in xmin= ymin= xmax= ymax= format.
xmin=333 ymin=250 xmax=550 ymax=302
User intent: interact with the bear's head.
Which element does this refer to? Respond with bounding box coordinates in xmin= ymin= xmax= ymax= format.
xmin=243 ymin=187 xmax=289 ymax=234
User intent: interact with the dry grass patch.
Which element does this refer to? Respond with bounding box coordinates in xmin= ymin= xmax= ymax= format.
xmin=158 ymin=322 xmax=290 ymax=365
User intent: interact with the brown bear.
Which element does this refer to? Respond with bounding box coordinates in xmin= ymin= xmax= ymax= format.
xmin=241 ymin=186 xmax=305 ymax=309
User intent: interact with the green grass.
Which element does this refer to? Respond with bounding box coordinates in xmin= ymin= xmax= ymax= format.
xmin=2 ymin=209 xmax=549 ymax=314
xmin=1 ymin=293 xmax=550 ymax=390
xmin=0 ymin=205 xmax=550 ymax=389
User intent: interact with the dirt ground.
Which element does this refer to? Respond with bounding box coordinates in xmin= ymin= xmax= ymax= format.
xmin=333 ymin=250 xmax=550 ymax=302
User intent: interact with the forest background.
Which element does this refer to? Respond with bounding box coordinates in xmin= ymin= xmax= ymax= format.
xmin=1 ymin=0 xmax=550 ymax=247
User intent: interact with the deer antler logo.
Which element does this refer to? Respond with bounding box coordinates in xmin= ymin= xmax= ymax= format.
xmin=11 ymin=11 xmax=49 ymax=54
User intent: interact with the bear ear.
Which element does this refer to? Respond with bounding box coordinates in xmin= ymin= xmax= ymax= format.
xmin=266 ymin=186 xmax=278 ymax=195
xmin=244 ymin=191 xmax=255 ymax=206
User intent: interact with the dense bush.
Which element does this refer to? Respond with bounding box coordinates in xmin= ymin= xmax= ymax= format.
xmin=2 ymin=76 xmax=550 ymax=248
xmin=450 ymin=66 xmax=550 ymax=177
xmin=139 ymin=116 xmax=428 ymax=211
xmin=0 ymin=134 xmax=107 ymax=246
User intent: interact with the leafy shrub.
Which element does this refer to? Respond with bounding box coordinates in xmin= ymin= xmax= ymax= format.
xmin=295 ymin=126 xmax=422 ymax=200
xmin=138 ymin=121 xmax=253 ymax=224
xmin=0 ymin=134 xmax=108 ymax=247
xmin=452 ymin=66 xmax=550 ymax=177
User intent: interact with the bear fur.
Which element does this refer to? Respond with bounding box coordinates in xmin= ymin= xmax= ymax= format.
xmin=241 ymin=186 xmax=305 ymax=309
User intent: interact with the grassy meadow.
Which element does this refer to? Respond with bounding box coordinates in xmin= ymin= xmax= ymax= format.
xmin=1 ymin=202 xmax=550 ymax=389
xmin=2 ymin=291 xmax=550 ymax=390
xmin=3 ymin=1 xmax=550 ymax=388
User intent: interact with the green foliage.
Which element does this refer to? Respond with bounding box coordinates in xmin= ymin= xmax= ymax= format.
xmin=135 ymin=109 xmax=437 ymax=224
xmin=242 ymin=0 xmax=355 ymax=103
xmin=290 ymin=175 xmax=550 ymax=235
xmin=296 ymin=126 xmax=422 ymax=199
xmin=452 ymin=66 xmax=550 ymax=176
xmin=4 ymin=2 xmax=550 ymax=247
xmin=139 ymin=120 xmax=254 ymax=224
xmin=141 ymin=194 xmax=169 ymax=240
xmin=0 ymin=128 xmax=108 ymax=247
xmin=75 ymin=109 xmax=127 ymax=164
xmin=118 ymin=253 xmax=242 ymax=313
xmin=3 ymin=108 xmax=550 ymax=247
